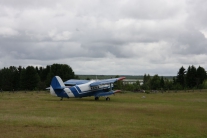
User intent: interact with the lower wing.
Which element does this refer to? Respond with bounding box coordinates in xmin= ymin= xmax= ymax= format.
xmin=95 ymin=90 xmax=121 ymax=97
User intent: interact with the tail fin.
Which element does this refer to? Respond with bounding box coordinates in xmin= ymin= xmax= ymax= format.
xmin=50 ymin=76 xmax=65 ymax=89
xmin=50 ymin=76 xmax=68 ymax=97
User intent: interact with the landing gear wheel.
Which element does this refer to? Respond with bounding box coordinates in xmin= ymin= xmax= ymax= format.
xmin=106 ymin=97 xmax=110 ymax=101
xmin=60 ymin=97 xmax=63 ymax=100
xmin=95 ymin=97 xmax=99 ymax=100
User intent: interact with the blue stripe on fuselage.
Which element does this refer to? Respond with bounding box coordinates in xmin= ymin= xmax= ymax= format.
xmin=69 ymin=87 xmax=79 ymax=97
xmin=75 ymin=86 xmax=82 ymax=93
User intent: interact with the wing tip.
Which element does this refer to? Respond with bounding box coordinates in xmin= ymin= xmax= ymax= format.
xmin=114 ymin=90 xmax=121 ymax=93
xmin=118 ymin=77 xmax=126 ymax=81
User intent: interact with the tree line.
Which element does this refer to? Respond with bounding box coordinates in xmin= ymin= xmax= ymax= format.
xmin=0 ymin=64 xmax=206 ymax=92
xmin=118 ymin=65 xmax=207 ymax=92
xmin=175 ymin=65 xmax=207 ymax=90
xmin=0 ymin=64 xmax=77 ymax=91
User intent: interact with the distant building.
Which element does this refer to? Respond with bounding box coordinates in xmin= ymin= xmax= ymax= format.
xmin=122 ymin=79 xmax=143 ymax=85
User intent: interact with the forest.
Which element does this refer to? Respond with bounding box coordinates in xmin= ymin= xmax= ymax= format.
xmin=0 ymin=64 xmax=207 ymax=91
xmin=0 ymin=64 xmax=77 ymax=91
xmin=122 ymin=65 xmax=207 ymax=92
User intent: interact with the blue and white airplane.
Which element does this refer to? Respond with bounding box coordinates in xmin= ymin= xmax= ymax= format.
xmin=50 ymin=76 xmax=125 ymax=101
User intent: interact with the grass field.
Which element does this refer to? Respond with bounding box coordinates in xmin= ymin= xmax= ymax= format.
xmin=0 ymin=91 xmax=207 ymax=138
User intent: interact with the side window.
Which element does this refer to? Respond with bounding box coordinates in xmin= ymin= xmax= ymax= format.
xmin=91 ymin=86 xmax=99 ymax=90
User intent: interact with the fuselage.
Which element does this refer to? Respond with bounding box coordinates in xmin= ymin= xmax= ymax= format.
xmin=50 ymin=80 xmax=110 ymax=98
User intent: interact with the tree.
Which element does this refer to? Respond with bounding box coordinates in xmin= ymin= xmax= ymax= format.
xmin=196 ymin=66 xmax=207 ymax=87
xmin=142 ymin=74 xmax=151 ymax=90
xmin=124 ymin=84 xmax=135 ymax=91
xmin=46 ymin=64 xmax=75 ymax=86
xmin=186 ymin=65 xmax=197 ymax=88
xmin=143 ymin=74 xmax=151 ymax=85
xmin=114 ymin=75 xmax=122 ymax=90
xmin=0 ymin=69 xmax=2 ymax=89
xmin=0 ymin=64 xmax=77 ymax=91
xmin=0 ymin=67 xmax=13 ymax=91
xmin=86 ymin=77 xmax=90 ymax=80
xmin=176 ymin=66 xmax=186 ymax=88
xmin=41 ymin=65 xmax=50 ymax=82
xmin=164 ymin=78 xmax=173 ymax=90
xmin=0 ymin=66 xmax=20 ymax=91
xmin=173 ymin=77 xmax=176 ymax=85
xmin=21 ymin=66 xmax=40 ymax=90
xmin=160 ymin=76 xmax=165 ymax=89
xmin=202 ymin=80 xmax=207 ymax=89
xmin=150 ymin=74 xmax=161 ymax=90
xmin=11 ymin=66 xmax=21 ymax=91
xmin=20 ymin=68 xmax=27 ymax=90
xmin=172 ymin=83 xmax=183 ymax=90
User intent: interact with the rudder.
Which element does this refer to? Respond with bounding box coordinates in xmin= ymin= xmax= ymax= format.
xmin=50 ymin=76 xmax=69 ymax=98
xmin=51 ymin=76 xmax=65 ymax=89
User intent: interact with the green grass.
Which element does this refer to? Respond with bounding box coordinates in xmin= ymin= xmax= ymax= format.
xmin=0 ymin=91 xmax=207 ymax=138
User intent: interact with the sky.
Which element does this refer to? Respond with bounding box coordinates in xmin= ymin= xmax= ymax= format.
xmin=0 ymin=0 xmax=207 ymax=76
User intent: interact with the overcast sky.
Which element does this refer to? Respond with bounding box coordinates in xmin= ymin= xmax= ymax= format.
xmin=0 ymin=0 xmax=207 ymax=76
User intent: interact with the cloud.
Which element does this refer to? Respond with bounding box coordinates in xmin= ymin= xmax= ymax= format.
xmin=0 ymin=0 xmax=207 ymax=76
xmin=48 ymin=29 xmax=72 ymax=41
xmin=0 ymin=27 xmax=19 ymax=37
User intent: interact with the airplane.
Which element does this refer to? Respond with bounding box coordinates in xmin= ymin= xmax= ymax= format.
xmin=50 ymin=76 xmax=125 ymax=101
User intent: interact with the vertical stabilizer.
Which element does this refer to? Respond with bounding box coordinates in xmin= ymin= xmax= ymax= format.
xmin=50 ymin=76 xmax=68 ymax=98
xmin=50 ymin=76 xmax=65 ymax=89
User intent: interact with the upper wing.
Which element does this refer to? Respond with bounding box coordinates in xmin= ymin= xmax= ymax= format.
xmin=90 ymin=77 xmax=125 ymax=87
xmin=64 ymin=79 xmax=90 ymax=86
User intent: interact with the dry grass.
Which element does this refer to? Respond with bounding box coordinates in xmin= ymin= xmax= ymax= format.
xmin=0 ymin=91 xmax=207 ymax=138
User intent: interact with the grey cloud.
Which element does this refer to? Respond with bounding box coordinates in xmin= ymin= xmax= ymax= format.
xmin=121 ymin=0 xmax=184 ymax=20
xmin=187 ymin=0 xmax=207 ymax=28
xmin=169 ymin=29 xmax=207 ymax=55
xmin=1 ymin=0 xmax=207 ymax=75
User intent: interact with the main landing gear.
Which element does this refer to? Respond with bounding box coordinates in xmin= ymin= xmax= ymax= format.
xmin=95 ymin=97 xmax=99 ymax=100
xmin=106 ymin=97 xmax=110 ymax=101
xmin=95 ymin=97 xmax=110 ymax=101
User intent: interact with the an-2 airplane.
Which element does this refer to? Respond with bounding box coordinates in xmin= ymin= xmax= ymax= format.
xmin=50 ymin=76 xmax=125 ymax=101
